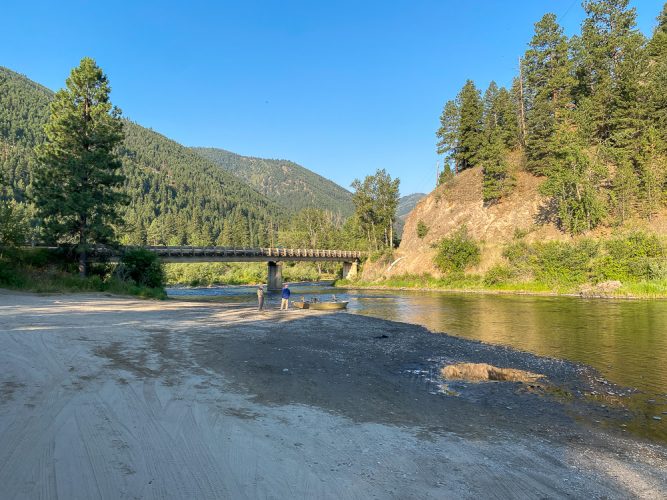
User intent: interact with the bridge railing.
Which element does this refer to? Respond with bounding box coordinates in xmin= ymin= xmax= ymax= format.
xmin=134 ymin=246 xmax=365 ymax=259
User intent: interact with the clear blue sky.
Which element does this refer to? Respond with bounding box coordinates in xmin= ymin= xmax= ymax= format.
xmin=2 ymin=0 xmax=665 ymax=195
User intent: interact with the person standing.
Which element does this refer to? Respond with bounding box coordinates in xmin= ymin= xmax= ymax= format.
xmin=257 ymin=285 xmax=265 ymax=311
xmin=280 ymin=283 xmax=291 ymax=310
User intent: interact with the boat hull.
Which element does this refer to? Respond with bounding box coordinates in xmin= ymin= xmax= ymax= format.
xmin=292 ymin=301 xmax=348 ymax=310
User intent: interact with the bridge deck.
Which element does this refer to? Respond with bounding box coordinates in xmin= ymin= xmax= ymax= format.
xmin=102 ymin=246 xmax=365 ymax=263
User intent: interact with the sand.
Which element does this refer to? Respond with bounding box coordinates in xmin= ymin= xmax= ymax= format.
xmin=1 ymin=291 xmax=666 ymax=499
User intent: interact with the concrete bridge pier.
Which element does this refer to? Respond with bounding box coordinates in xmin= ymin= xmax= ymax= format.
xmin=342 ymin=260 xmax=358 ymax=280
xmin=268 ymin=261 xmax=283 ymax=291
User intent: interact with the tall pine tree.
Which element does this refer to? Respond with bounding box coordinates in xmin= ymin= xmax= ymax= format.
xmin=32 ymin=58 xmax=125 ymax=276
xmin=523 ymin=13 xmax=573 ymax=175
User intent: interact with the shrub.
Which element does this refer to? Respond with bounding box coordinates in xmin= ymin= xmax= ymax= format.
xmin=502 ymin=240 xmax=534 ymax=276
xmin=593 ymin=232 xmax=666 ymax=281
xmin=117 ymin=249 xmax=165 ymax=288
xmin=483 ymin=264 xmax=515 ymax=286
xmin=369 ymin=248 xmax=394 ymax=264
xmin=532 ymin=239 xmax=598 ymax=286
xmin=416 ymin=220 xmax=429 ymax=239
xmin=433 ymin=227 xmax=481 ymax=273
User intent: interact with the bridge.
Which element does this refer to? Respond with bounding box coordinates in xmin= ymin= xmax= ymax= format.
xmin=96 ymin=246 xmax=365 ymax=290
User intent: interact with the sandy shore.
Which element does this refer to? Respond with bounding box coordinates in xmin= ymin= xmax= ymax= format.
xmin=1 ymin=291 xmax=666 ymax=499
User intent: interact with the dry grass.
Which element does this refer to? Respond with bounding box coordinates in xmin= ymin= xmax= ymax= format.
xmin=441 ymin=363 xmax=544 ymax=383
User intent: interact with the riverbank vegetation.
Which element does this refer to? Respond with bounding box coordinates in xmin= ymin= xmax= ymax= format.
xmin=340 ymin=231 xmax=667 ymax=298
xmin=0 ymin=247 xmax=166 ymax=298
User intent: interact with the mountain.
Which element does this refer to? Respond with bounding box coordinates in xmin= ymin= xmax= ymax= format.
xmin=192 ymin=147 xmax=354 ymax=216
xmin=0 ymin=66 xmax=283 ymax=247
xmin=394 ymin=193 xmax=426 ymax=239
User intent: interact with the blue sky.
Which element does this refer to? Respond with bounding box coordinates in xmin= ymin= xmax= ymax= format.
xmin=2 ymin=0 xmax=665 ymax=195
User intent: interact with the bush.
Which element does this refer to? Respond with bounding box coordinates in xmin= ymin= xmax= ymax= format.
xmin=117 ymin=249 xmax=165 ymax=288
xmin=593 ymin=232 xmax=667 ymax=281
xmin=433 ymin=227 xmax=481 ymax=273
xmin=532 ymin=240 xmax=598 ymax=286
xmin=369 ymin=248 xmax=394 ymax=264
xmin=483 ymin=264 xmax=515 ymax=286
xmin=416 ymin=220 xmax=429 ymax=239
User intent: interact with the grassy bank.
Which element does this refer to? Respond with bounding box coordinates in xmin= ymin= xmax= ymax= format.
xmin=0 ymin=248 xmax=166 ymax=299
xmin=338 ymin=231 xmax=667 ymax=299
xmin=336 ymin=274 xmax=667 ymax=298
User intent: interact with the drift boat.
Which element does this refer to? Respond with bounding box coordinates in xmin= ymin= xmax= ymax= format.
xmin=292 ymin=299 xmax=349 ymax=310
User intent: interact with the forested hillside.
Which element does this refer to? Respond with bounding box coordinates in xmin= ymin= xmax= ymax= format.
xmin=0 ymin=66 xmax=283 ymax=247
xmin=193 ymin=147 xmax=354 ymax=216
xmin=435 ymin=0 xmax=667 ymax=234
xmin=369 ymin=1 xmax=667 ymax=294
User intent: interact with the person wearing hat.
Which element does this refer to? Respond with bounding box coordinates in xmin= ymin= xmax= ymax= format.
xmin=257 ymin=284 xmax=265 ymax=311
xmin=280 ymin=283 xmax=291 ymax=310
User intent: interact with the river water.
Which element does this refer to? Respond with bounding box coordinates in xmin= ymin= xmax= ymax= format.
xmin=168 ymin=283 xmax=667 ymax=442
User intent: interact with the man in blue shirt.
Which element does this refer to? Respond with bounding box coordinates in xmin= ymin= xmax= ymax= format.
xmin=280 ymin=283 xmax=291 ymax=310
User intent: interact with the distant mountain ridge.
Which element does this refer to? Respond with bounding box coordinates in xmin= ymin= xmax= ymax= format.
xmin=193 ymin=147 xmax=354 ymax=216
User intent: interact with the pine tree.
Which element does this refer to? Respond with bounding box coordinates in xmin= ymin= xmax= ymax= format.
xmin=482 ymin=134 xmax=514 ymax=204
xmin=647 ymin=3 xmax=667 ymax=148
xmin=32 ymin=58 xmax=125 ymax=275
xmin=576 ymin=0 xmax=645 ymax=144
xmin=523 ymin=13 xmax=573 ymax=175
xmin=480 ymin=82 xmax=516 ymax=203
xmin=456 ymin=80 xmax=484 ymax=172
xmin=636 ymin=126 xmax=666 ymax=219
xmin=436 ymin=99 xmax=460 ymax=172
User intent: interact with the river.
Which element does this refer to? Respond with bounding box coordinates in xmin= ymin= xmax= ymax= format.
xmin=168 ymin=283 xmax=667 ymax=442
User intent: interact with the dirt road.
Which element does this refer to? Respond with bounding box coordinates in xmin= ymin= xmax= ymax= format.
xmin=1 ymin=291 xmax=666 ymax=499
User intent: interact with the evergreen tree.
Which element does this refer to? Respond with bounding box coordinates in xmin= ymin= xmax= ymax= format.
xmin=523 ymin=13 xmax=573 ymax=175
xmin=646 ymin=3 xmax=667 ymax=148
xmin=540 ymin=126 xmax=607 ymax=234
xmin=482 ymin=134 xmax=514 ymax=204
xmin=32 ymin=58 xmax=125 ymax=275
xmin=437 ymin=163 xmax=454 ymax=186
xmin=436 ymin=100 xmax=460 ymax=172
xmin=455 ymin=80 xmax=484 ymax=172
xmin=636 ymin=126 xmax=666 ymax=219
xmin=576 ymin=0 xmax=645 ymax=144
xmin=480 ymin=82 xmax=517 ymax=203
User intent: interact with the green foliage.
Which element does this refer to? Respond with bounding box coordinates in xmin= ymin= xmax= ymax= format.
xmin=416 ymin=219 xmax=429 ymax=239
xmin=32 ymin=58 xmax=126 ymax=275
xmin=117 ymin=248 xmax=165 ymax=288
xmin=532 ymin=239 xmax=599 ymax=286
xmin=437 ymin=163 xmax=454 ymax=186
xmin=368 ymin=247 xmax=394 ymax=264
xmin=593 ymin=231 xmax=666 ymax=281
xmin=523 ymin=13 xmax=574 ymax=175
xmin=193 ymin=148 xmax=353 ymax=217
xmin=436 ymin=80 xmax=484 ymax=174
xmin=433 ymin=227 xmax=481 ymax=273
xmin=540 ymin=128 xmax=607 ymax=234
xmin=483 ymin=264 xmax=516 ymax=286
xmin=0 ymin=247 xmax=165 ymax=298
xmin=0 ymin=199 xmax=30 ymax=246
xmin=351 ymin=169 xmax=400 ymax=250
